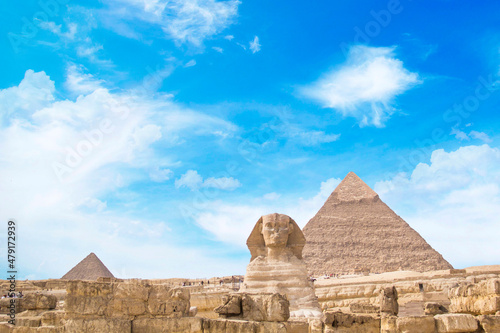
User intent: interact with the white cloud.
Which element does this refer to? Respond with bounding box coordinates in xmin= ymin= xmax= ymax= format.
xmin=249 ymin=36 xmax=261 ymax=54
xmin=191 ymin=177 xmax=341 ymax=246
xmin=0 ymin=70 xmax=55 ymax=125
xmin=103 ymin=0 xmax=240 ymax=46
xmin=132 ymin=124 xmax=162 ymax=150
xmin=300 ymin=45 xmax=420 ymax=127
xmin=450 ymin=127 xmax=492 ymax=143
xmin=149 ymin=167 xmax=173 ymax=182
xmin=0 ymin=69 xmax=240 ymax=279
xmin=175 ymin=170 xmax=241 ymax=191
xmin=287 ymin=129 xmax=340 ymax=146
xmin=212 ymin=46 xmax=224 ymax=53
xmin=175 ymin=170 xmax=204 ymax=190
xmin=65 ymin=63 xmax=104 ymax=95
xmin=469 ymin=130 xmax=492 ymax=143
xmin=39 ymin=8 xmax=113 ymax=66
xmin=451 ymin=127 xmax=470 ymax=141
xmin=184 ymin=59 xmax=197 ymax=67
xmin=263 ymin=192 xmax=280 ymax=201
xmin=374 ymin=144 xmax=500 ymax=268
xmin=224 ymin=35 xmax=234 ymax=41
xmin=203 ymin=177 xmax=241 ymax=190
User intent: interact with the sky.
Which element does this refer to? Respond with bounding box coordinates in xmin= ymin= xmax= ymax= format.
xmin=0 ymin=0 xmax=499 ymax=280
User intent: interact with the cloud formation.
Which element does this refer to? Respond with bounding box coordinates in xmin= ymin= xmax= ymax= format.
xmin=0 ymin=69 xmax=239 ymax=279
xmin=102 ymin=0 xmax=240 ymax=46
xmin=375 ymin=144 xmax=500 ymax=268
xmin=300 ymin=45 xmax=420 ymax=127
xmin=191 ymin=177 xmax=341 ymax=246
xmin=249 ymin=36 xmax=261 ymax=54
xmin=175 ymin=170 xmax=241 ymax=191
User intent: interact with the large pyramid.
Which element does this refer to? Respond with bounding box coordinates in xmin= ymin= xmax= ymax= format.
xmin=302 ymin=172 xmax=453 ymax=276
xmin=62 ymin=252 xmax=115 ymax=280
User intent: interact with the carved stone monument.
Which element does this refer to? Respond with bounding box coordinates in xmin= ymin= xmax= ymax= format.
xmin=239 ymin=213 xmax=322 ymax=318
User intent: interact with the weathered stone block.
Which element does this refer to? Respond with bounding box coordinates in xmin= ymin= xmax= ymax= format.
xmin=424 ymin=302 xmax=448 ymax=315
xmin=380 ymin=315 xmax=397 ymax=333
xmin=435 ymin=314 xmax=478 ymax=333
xmin=478 ymin=315 xmax=500 ymax=333
xmin=324 ymin=311 xmax=380 ymax=333
xmin=132 ymin=317 xmax=203 ymax=333
xmin=40 ymin=310 xmax=65 ymax=326
xmin=350 ymin=302 xmax=379 ymax=314
xmin=21 ymin=294 xmax=57 ymax=311
xmin=110 ymin=298 xmax=146 ymax=316
xmin=450 ymin=279 xmax=500 ymax=315
xmin=114 ymin=282 xmax=149 ymax=301
xmin=65 ymin=318 xmax=131 ymax=333
xmin=148 ymin=285 xmax=190 ymax=317
xmin=214 ymin=295 xmax=241 ymax=317
xmin=214 ymin=293 xmax=290 ymax=322
xmin=65 ymin=281 xmax=113 ymax=315
xmin=15 ymin=317 xmax=41 ymax=327
xmin=380 ymin=286 xmax=399 ymax=316
xmin=396 ymin=316 xmax=435 ymax=333
xmin=286 ymin=321 xmax=310 ymax=333
xmin=241 ymin=293 xmax=289 ymax=322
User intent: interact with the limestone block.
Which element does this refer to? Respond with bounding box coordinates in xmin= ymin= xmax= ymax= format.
xmin=478 ymin=315 xmax=500 ymax=333
xmin=0 ymin=298 xmax=23 ymax=313
xmin=189 ymin=306 xmax=198 ymax=317
xmin=21 ymin=294 xmax=57 ymax=311
xmin=214 ymin=295 xmax=241 ymax=317
xmin=65 ymin=295 xmax=111 ymax=316
xmin=202 ymin=318 xmax=228 ymax=333
xmin=0 ymin=323 xmax=12 ymax=333
xmin=40 ymin=310 xmax=65 ymax=326
xmin=308 ymin=319 xmax=324 ymax=333
xmin=241 ymin=293 xmax=289 ymax=322
xmin=396 ymin=316 xmax=435 ymax=333
xmin=450 ymin=279 xmax=500 ymax=315
xmin=65 ymin=281 xmax=113 ymax=315
xmin=380 ymin=316 xmax=397 ymax=333
xmin=350 ymin=302 xmax=379 ymax=314
xmin=148 ymin=285 xmax=190 ymax=317
xmin=435 ymin=314 xmax=478 ymax=333
xmin=424 ymin=302 xmax=448 ymax=315
xmin=110 ymin=282 xmax=148 ymax=315
xmin=132 ymin=317 xmax=203 ymax=333
xmin=65 ymin=318 xmax=131 ymax=333
xmin=203 ymin=319 xmax=289 ymax=333
xmin=15 ymin=317 xmax=41 ymax=327
xmin=380 ymin=286 xmax=399 ymax=316
xmin=286 ymin=321 xmax=309 ymax=333
xmin=324 ymin=311 xmax=380 ymax=333
xmin=66 ymin=281 xmax=114 ymax=297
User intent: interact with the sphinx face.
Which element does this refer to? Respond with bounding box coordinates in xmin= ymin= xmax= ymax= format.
xmin=261 ymin=213 xmax=292 ymax=248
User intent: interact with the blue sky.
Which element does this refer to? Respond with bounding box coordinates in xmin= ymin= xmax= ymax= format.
xmin=1 ymin=0 xmax=499 ymax=279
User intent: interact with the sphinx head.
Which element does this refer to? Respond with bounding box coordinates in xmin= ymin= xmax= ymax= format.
xmin=260 ymin=213 xmax=294 ymax=248
xmin=246 ymin=213 xmax=306 ymax=261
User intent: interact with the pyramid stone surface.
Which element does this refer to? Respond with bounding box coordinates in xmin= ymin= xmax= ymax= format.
xmin=302 ymin=172 xmax=453 ymax=276
xmin=62 ymin=252 xmax=115 ymax=280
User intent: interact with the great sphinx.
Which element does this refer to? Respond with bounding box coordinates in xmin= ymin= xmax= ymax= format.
xmin=239 ymin=213 xmax=322 ymax=318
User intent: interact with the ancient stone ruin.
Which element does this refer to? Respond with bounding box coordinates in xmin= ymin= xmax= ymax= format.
xmin=303 ymin=172 xmax=453 ymax=276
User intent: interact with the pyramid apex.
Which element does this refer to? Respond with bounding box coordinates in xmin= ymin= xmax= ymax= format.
xmin=331 ymin=172 xmax=378 ymax=202
xmin=62 ymin=252 xmax=115 ymax=280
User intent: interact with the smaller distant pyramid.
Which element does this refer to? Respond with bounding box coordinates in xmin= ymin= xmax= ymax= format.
xmin=62 ymin=253 xmax=115 ymax=280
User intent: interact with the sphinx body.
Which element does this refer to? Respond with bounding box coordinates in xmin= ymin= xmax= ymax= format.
xmin=239 ymin=213 xmax=322 ymax=318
